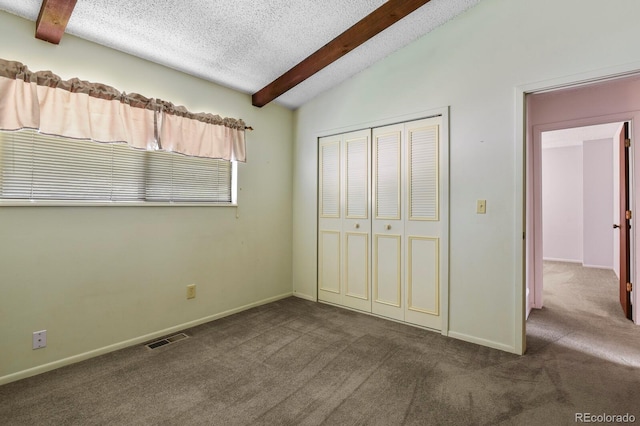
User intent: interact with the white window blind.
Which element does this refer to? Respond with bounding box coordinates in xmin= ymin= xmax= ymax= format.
xmin=0 ymin=129 xmax=232 ymax=204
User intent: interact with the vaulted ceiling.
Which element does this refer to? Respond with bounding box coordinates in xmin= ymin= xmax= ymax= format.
xmin=0 ymin=0 xmax=481 ymax=109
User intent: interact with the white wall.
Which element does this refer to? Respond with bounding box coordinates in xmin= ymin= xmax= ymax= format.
xmin=0 ymin=13 xmax=294 ymax=383
xmin=542 ymin=145 xmax=584 ymax=263
xmin=583 ymin=139 xmax=614 ymax=268
xmin=292 ymin=0 xmax=640 ymax=353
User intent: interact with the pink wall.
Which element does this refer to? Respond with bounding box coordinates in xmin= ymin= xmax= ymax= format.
xmin=528 ymin=75 xmax=640 ymax=124
xmin=541 ymin=139 xmax=614 ymax=268
xmin=583 ymin=139 xmax=614 ymax=269
xmin=542 ymin=145 xmax=583 ymax=262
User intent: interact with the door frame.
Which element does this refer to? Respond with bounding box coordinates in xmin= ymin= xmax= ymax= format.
xmin=530 ymin=116 xmax=629 ymax=311
xmin=516 ymin=67 xmax=640 ymax=354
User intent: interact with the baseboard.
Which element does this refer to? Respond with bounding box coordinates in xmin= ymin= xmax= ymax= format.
xmin=292 ymin=291 xmax=316 ymax=302
xmin=582 ymin=263 xmax=613 ymax=270
xmin=545 ymin=258 xmax=613 ymax=270
xmin=317 ymin=300 xmax=446 ymax=336
xmin=543 ymin=257 xmax=582 ymax=264
xmin=447 ymin=331 xmax=519 ymax=355
xmin=0 ymin=292 xmax=293 ymax=386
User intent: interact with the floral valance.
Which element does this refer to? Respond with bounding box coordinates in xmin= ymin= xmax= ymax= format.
xmin=0 ymin=59 xmax=249 ymax=162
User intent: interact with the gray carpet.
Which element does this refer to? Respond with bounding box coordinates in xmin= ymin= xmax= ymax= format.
xmin=1 ymin=262 xmax=639 ymax=425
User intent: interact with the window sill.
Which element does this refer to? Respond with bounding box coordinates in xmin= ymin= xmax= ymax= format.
xmin=0 ymin=200 xmax=238 ymax=207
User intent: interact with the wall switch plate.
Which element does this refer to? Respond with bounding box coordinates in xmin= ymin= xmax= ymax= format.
xmin=477 ymin=199 xmax=487 ymax=214
xmin=33 ymin=330 xmax=47 ymax=349
xmin=186 ymin=284 xmax=196 ymax=299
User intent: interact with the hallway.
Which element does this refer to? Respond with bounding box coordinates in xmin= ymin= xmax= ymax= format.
xmin=527 ymin=261 xmax=639 ymax=366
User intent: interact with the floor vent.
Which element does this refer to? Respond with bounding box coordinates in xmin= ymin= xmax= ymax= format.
xmin=145 ymin=332 xmax=189 ymax=350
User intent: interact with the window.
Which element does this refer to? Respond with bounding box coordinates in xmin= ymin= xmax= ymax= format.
xmin=0 ymin=129 xmax=235 ymax=205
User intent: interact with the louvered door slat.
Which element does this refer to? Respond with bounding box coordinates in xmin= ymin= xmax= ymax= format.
xmin=375 ymin=132 xmax=400 ymax=219
xmin=346 ymin=137 xmax=368 ymax=218
xmin=320 ymin=140 xmax=340 ymax=218
xmin=409 ymin=125 xmax=438 ymax=220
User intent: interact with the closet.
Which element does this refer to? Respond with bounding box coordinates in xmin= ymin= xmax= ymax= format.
xmin=318 ymin=116 xmax=446 ymax=331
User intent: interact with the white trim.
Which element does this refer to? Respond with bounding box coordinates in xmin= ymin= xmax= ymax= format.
xmin=315 ymin=107 xmax=449 ymax=138
xmin=543 ymin=257 xmax=582 ymax=264
xmin=516 ymin=61 xmax=640 ymax=96
xmin=0 ymin=292 xmax=292 ymax=386
xmin=542 ymin=258 xmax=613 ymax=269
xmin=542 ymin=257 xmax=613 ymax=269
xmin=231 ymin=161 xmax=238 ymax=205
xmin=293 ymin=292 xmax=317 ymax=302
xmin=0 ymin=200 xmax=238 ymax=207
xmin=515 ymin=87 xmax=527 ymax=355
xmin=447 ymin=331 xmax=517 ymax=354
xmin=582 ymin=264 xmax=615 ymax=270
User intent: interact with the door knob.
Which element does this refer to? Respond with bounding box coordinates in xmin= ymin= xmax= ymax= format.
xmin=386 ymin=224 xmax=392 ymax=230
xmin=613 ymin=224 xmax=621 ymax=229
xmin=355 ymin=223 xmax=360 ymax=229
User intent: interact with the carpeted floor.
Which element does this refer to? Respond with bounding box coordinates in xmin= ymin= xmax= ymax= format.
xmin=1 ymin=261 xmax=639 ymax=425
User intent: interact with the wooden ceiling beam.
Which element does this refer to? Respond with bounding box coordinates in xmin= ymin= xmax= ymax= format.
xmin=252 ymin=0 xmax=432 ymax=107
xmin=35 ymin=0 xmax=78 ymax=44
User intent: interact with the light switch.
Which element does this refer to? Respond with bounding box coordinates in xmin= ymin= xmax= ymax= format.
xmin=476 ymin=199 xmax=486 ymax=214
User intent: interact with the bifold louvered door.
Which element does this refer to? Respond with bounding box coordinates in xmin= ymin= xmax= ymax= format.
xmin=403 ymin=118 xmax=442 ymax=329
xmin=319 ymin=117 xmax=444 ymax=330
xmin=318 ymin=129 xmax=372 ymax=312
xmin=371 ymin=124 xmax=404 ymax=321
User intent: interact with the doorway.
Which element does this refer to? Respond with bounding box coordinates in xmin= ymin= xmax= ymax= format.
xmin=524 ymin=75 xmax=640 ymax=339
xmin=538 ymin=123 xmax=624 ymax=315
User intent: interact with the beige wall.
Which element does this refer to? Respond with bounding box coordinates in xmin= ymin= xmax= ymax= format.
xmin=0 ymin=12 xmax=294 ymax=383
xmin=292 ymin=0 xmax=640 ymax=353
xmin=5 ymin=0 xmax=640 ymax=383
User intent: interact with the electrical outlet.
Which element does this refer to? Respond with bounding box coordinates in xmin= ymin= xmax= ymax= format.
xmin=33 ymin=330 xmax=47 ymax=349
xmin=186 ymin=284 xmax=196 ymax=299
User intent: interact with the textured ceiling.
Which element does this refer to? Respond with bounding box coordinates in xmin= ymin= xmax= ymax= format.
xmin=0 ymin=0 xmax=481 ymax=109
